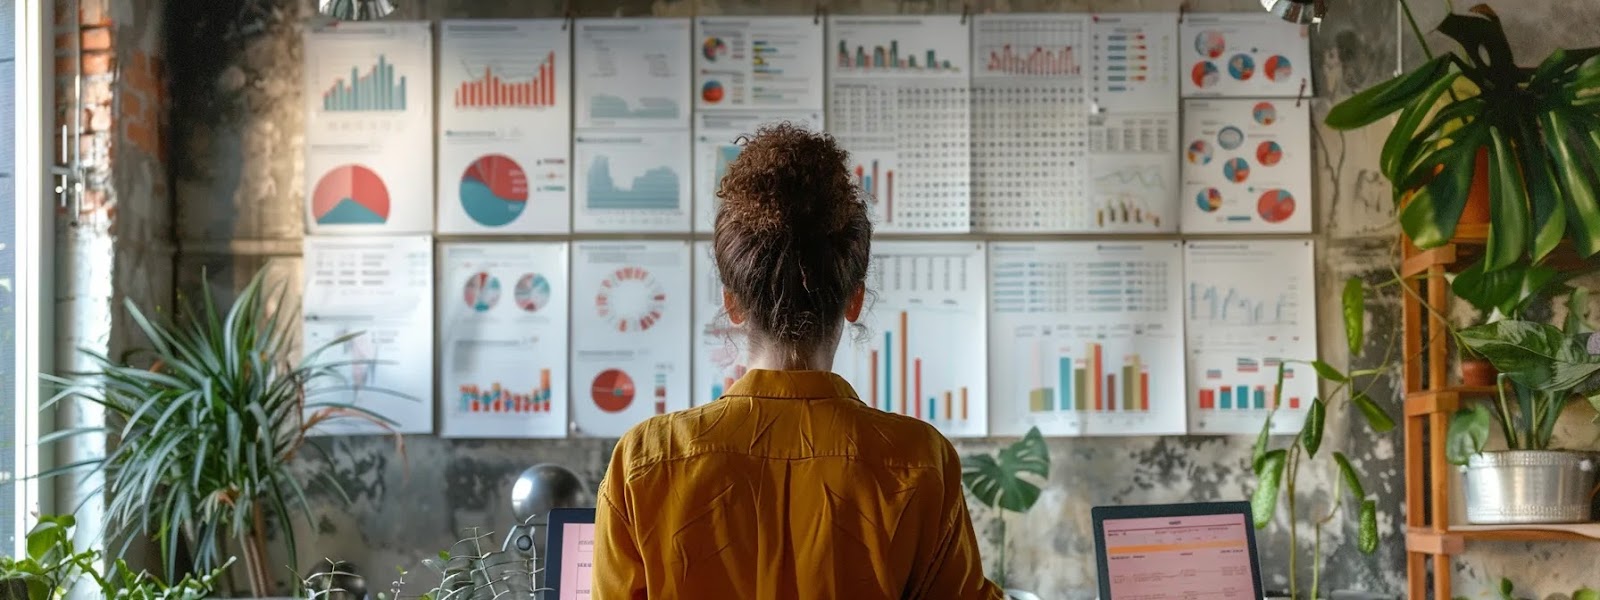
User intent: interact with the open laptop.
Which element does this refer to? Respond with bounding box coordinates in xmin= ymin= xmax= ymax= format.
xmin=542 ymin=508 xmax=598 ymax=600
xmin=1092 ymin=502 xmax=1265 ymax=600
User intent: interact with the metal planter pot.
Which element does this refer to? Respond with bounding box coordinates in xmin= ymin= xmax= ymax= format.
xmin=1462 ymin=450 xmax=1599 ymax=524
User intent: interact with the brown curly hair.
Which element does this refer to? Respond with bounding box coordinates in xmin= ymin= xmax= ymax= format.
xmin=712 ymin=123 xmax=873 ymax=363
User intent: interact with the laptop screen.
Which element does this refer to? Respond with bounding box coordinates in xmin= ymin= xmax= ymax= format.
xmin=558 ymin=522 xmax=596 ymax=600
xmin=1101 ymin=512 xmax=1257 ymax=598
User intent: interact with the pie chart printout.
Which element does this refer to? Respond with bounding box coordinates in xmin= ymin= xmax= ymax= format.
xmin=460 ymin=155 xmax=530 ymax=228
xmin=516 ymin=274 xmax=553 ymax=313
xmin=464 ymin=272 xmax=502 ymax=312
xmin=592 ymin=369 xmax=636 ymax=413
xmin=1258 ymin=189 xmax=1296 ymax=223
xmin=313 ymin=165 xmax=391 ymax=225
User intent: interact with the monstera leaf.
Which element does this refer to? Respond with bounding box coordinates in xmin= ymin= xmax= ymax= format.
xmin=962 ymin=427 xmax=1051 ymax=514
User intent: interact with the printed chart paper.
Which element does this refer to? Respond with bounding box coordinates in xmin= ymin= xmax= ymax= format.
xmin=439 ymin=243 xmax=570 ymax=438
xmin=570 ymin=241 xmax=692 ymax=437
xmin=1180 ymin=99 xmax=1311 ymax=233
xmin=302 ymin=236 xmax=433 ymax=435
xmin=1184 ymin=240 xmax=1318 ymax=435
xmin=693 ymin=111 xmax=823 ymax=232
xmin=989 ymin=242 xmax=1186 ymax=436
xmin=437 ymin=21 xmax=571 ymax=234
xmin=575 ymin=19 xmax=692 ymax=129
xmin=303 ymin=22 xmax=434 ymax=234
xmin=1086 ymin=13 xmax=1181 ymax=233
xmin=834 ymin=242 xmax=988 ymax=437
xmin=693 ymin=241 xmax=748 ymax=405
xmin=828 ymin=16 xmax=972 ymax=233
xmin=574 ymin=132 xmax=693 ymax=232
xmin=694 ymin=17 xmax=825 ymax=111
xmin=1180 ymin=13 xmax=1311 ymax=98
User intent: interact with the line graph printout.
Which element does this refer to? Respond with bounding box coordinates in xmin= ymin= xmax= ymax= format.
xmin=1102 ymin=512 xmax=1258 ymax=598
xmin=1180 ymin=12 xmax=1311 ymax=98
xmin=439 ymin=243 xmax=569 ymax=438
xmin=692 ymin=242 xmax=749 ymax=406
xmin=574 ymin=132 xmax=692 ymax=232
xmin=694 ymin=17 xmax=824 ymax=111
xmin=1180 ymin=99 xmax=1312 ymax=233
xmin=693 ymin=111 xmax=823 ymax=232
xmin=828 ymin=16 xmax=971 ymax=233
xmin=833 ymin=242 xmax=988 ymax=437
xmin=570 ymin=241 xmax=692 ymax=437
xmin=1184 ymin=240 xmax=1317 ymax=435
xmin=1086 ymin=13 xmax=1180 ymax=233
xmin=304 ymin=22 xmax=433 ymax=234
xmin=438 ymin=20 xmax=571 ymax=234
xmin=302 ymin=236 xmax=433 ymax=435
xmin=989 ymin=242 xmax=1186 ymax=436
xmin=575 ymin=19 xmax=691 ymax=129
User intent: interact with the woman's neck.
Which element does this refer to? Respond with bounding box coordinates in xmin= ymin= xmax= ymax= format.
xmin=746 ymin=344 xmax=837 ymax=372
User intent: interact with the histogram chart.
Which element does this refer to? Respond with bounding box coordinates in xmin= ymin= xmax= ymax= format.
xmin=574 ymin=132 xmax=691 ymax=232
xmin=575 ymin=19 xmax=692 ymax=129
xmin=834 ymin=242 xmax=988 ymax=437
xmin=693 ymin=242 xmax=751 ymax=406
xmin=452 ymin=51 xmax=558 ymax=109
xmin=438 ymin=242 xmax=569 ymax=438
xmin=974 ymin=16 xmax=1086 ymax=77
xmin=322 ymin=55 xmax=408 ymax=111
xmin=693 ymin=111 xmax=823 ymax=231
xmin=1184 ymin=240 xmax=1317 ymax=434
xmin=989 ymin=242 xmax=1186 ymax=436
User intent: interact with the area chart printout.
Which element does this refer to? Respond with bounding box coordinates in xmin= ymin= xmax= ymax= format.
xmin=693 ymin=111 xmax=823 ymax=232
xmin=693 ymin=242 xmax=749 ymax=405
xmin=694 ymin=17 xmax=825 ymax=111
xmin=574 ymin=132 xmax=692 ymax=232
xmin=988 ymin=242 xmax=1186 ymax=436
xmin=1180 ymin=12 xmax=1311 ymax=98
xmin=304 ymin=22 xmax=434 ymax=234
xmin=439 ymin=243 xmax=569 ymax=438
xmin=1180 ymin=99 xmax=1312 ymax=233
xmin=833 ymin=242 xmax=989 ymax=437
xmin=570 ymin=241 xmax=692 ymax=437
xmin=1184 ymin=240 xmax=1317 ymax=435
xmin=437 ymin=21 xmax=571 ymax=234
xmin=828 ymin=16 xmax=971 ymax=233
xmin=302 ymin=236 xmax=433 ymax=435
xmin=575 ymin=19 xmax=692 ymax=129
xmin=1102 ymin=513 xmax=1258 ymax=599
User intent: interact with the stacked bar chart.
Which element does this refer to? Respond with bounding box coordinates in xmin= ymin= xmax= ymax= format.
xmin=457 ymin=370 xmax=555 ymax=413
xmin=1024 ymin=344 xmax=1151 ymax=414
xmin=323 ymin=54 xmax=409 ymax=112
xmin=837 ymin=39 xmax=960 ymax=72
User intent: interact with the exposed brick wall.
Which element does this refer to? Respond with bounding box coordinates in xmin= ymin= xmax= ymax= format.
xmin=53 ymin=0 xmax=117 ymax=223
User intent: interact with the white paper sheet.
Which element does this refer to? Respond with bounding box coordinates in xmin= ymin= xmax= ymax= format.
xmin=436 ymin=20 xmax=571 ymax=234
xmin=692 ymin=241 xmax=749 ymax=406
xmin=438 ymin=242 xmax=570 ymax=438
xmin=569 ymin=241 xmax=692 ymax=437
xmin=302 ymin=236 xmax=434 ymax=435
xmin=693 ymin=17 xmax=825 ymax=111
xmin=573 ymin=131 xmax=693 ymax=232
xmin=1184 ymin=240 xmax=1318 ymax=435
xmin=692 ymin=111 xmax=823 ymax=232
xmin=1180 ymin=98 xmax=1312 ymax=233
xmin=303 ymin=22 xmax=434 ymax=235
xmin=988 ymin=242 xmax=1187 ymax=436
xmin=1086 ymin=13 xmax=1181 ymax=233
xmin=827 ymin=16 xmax=971 ymax=233
xmin=1179 ymin=12 xmax=1311 ymax=98
xmin=833 ymin=242 xmax=989 ymax=438
xmin=575 ymin=19 xmax=692 ymax=129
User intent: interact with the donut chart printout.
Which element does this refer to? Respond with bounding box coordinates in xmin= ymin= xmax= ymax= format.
xmin=570 ymin=241 xmax=692 ymax=437
xmin=1179 ymin=98 xmax=1311 ymax=233
xmin=1179 ymin=12 xmax=1311 ymax=98
xmin=304 ymin=22 xmax=434 ymax=234
xmin=439 ymin=242 xmax=570 ymax=438
xmin=437 ymin=20 xmax=571 ymax=234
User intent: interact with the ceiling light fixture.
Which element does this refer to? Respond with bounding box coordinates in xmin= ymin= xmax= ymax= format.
xmin=1261 ymin=0 xmax=1327 ymax=24
xmin=318 ymin=0 xmax=398 ymax=21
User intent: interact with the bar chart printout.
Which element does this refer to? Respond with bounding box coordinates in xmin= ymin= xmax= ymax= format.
xmin=988 ymin=242 xmax=1187 ymax=436
xmin=1102 ymin=513 xmax=1258 ymax=599
xmin=834 ymin=242 xmax=988 ymax=437
xmin=1183 ymin=240 xmax=1317 ymax=434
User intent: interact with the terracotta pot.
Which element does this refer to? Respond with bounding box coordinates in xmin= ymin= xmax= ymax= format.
xmin=1459 ymin=147 xmax=1492 ymax=225
xmin=1460 ymin=357 xmax=1499 ymax=387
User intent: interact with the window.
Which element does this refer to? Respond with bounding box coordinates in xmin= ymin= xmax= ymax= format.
xmin=2 ymin=0 xmax=20 ymax=552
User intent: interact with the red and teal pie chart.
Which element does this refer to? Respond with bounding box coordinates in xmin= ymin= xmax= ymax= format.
xmin=591 ymin=369 xmax=635 ymax=413
xmin=1257 ymin=189 xmax=1296 ymax=223
xmin=312 ymin=165 xmax=390 ymax=225
xmin=460 ymin=154 xmax=529 ymax=227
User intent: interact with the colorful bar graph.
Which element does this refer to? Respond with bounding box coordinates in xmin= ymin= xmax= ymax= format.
xmin=985 ymin=44 xmax=1081 ymax=75
xmin=454 ymin=52 xmax=558 ymax=109
xmin=866 ymin=311 xmax=969 ymax=423
xmin=854 ymin=161 xmax=895 ymax=224
xmin=654 ymin=371 xmax=667 ymax=415
xmin=1059 ymin=356 xmax=1072 ymax=411
xmin=1025 ymin=342 xmax=1152 ymax=415
xmin=837 ymin=39 xmax=960 ymax=72
xmin=457 ymin=369 xmax=553 ymax=414
xmin=323 ymin=54 xmax=408 ymax=112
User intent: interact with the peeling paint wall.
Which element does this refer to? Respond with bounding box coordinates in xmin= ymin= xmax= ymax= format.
xmin=156 ymin=0 xmax=1600 ymax=598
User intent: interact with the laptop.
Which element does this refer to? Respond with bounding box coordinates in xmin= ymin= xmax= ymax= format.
xmin=542 ymin=508 xmax=598 ymax=600
xmin=1092 ymin=502 xmax=1265 ymax=599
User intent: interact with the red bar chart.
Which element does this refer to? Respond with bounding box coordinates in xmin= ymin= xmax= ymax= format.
xmin=454 ymin=51 xmax=559 ymax=109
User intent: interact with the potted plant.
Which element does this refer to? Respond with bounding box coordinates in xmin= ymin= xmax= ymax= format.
xmin=960 ymin=426 xmax=1050 ymax=600
xmin=41 ymin=266 xmax=406 ymax=596
xmin=1464 ymin=577 xmax=1599 ymax=600
xmin=1447 ymin=289 xmax=1600 ymax=524
xmin=0 ymin=514 xmax=231 ymax=600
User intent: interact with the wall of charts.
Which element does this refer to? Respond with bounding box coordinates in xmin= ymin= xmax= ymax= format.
xmin=298 ymin=12 xmax=1327 ymax=440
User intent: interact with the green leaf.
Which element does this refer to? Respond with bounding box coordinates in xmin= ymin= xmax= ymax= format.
xmin=1301 ymin=398 xmax=1326 ymax=458
xmin=1353 ymin=393 xmax=1396 ymax=433
xmin=1252 ymin=416 xmax=1273 ymax=473
xmin=1567 ymin=287 xmax=1591 ymax=333
xmin=1450 ymin=258 xmax=1560 ymax=318
xmin=1546 ymin=111 xmax=1600 ymax=257
xmin=960 ymin=427 xmax=1050 ymax=513
xmin=1333 ymin=452 xmax=1367 ymax=499
xmin=1381 ymin=71 xmax=1462 ymax=180
xmin=1311 ymin=360 xmax=1348 ymax=383
xmin=1513 ymin=114 xmax=1567 ymax=262
xmin=1342 ymin=277 xmax=1365 ymax=356
xmin=1326 ymin=55 xmax=1453 ymax=130
xmin=1357 ymin=499 xmax=1379 ymax=554
xmin=1446 ymin=405 xmax=1492 ymax=465
xmin=1500 ymin=578 xmax=1515 ymax=600
xmin=1437 ymin=9 xmax=1516 ymax=81
xmin=1399 ymin=123 xmax=1489 ymax=248
xmin=1250 ymin=449 xmax=1287 ymax=529
xmin=1483 ymin=125 xmax=1531 ymax=270
xmin=1459 ymin=320 xmax=1600 ymax=390
xmin=1572 ymin=587 xmax=1598 ymax=600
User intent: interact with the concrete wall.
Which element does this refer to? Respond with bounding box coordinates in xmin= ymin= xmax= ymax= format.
xmin=150 ymin=0 xmax=1600 ymax=597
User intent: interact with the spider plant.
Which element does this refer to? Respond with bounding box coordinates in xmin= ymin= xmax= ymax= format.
xmin=40 ymin=266 xmax=405 ymax=596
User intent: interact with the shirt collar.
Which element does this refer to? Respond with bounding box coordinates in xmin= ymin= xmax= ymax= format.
xmin=722 ymin=369 xmax=861 ymax=401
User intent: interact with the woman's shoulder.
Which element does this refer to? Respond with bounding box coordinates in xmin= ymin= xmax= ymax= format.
xmin=842 ymin=404 xmax=960 ymax=469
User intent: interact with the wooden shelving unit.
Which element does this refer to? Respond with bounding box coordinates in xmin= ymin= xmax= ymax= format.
xmin=1400 ymin=228 xmax=1598 ymax=597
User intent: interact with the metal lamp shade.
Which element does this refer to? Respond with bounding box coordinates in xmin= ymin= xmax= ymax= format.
xmin=318 ymin=0 xmax=398 ymax=21
xmin=1260 ymin=0 xmax=1327 ymax=24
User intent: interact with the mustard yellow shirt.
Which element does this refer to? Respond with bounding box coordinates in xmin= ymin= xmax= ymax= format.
xmin=594 ymin=369 xmax=1004 ymax=600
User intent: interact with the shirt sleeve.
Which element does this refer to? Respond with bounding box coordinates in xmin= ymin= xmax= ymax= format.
xmin=593 ymin=439 xmax=649 ymax=600
xmin=908 ymin=442 xmax=1007 ymax=600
